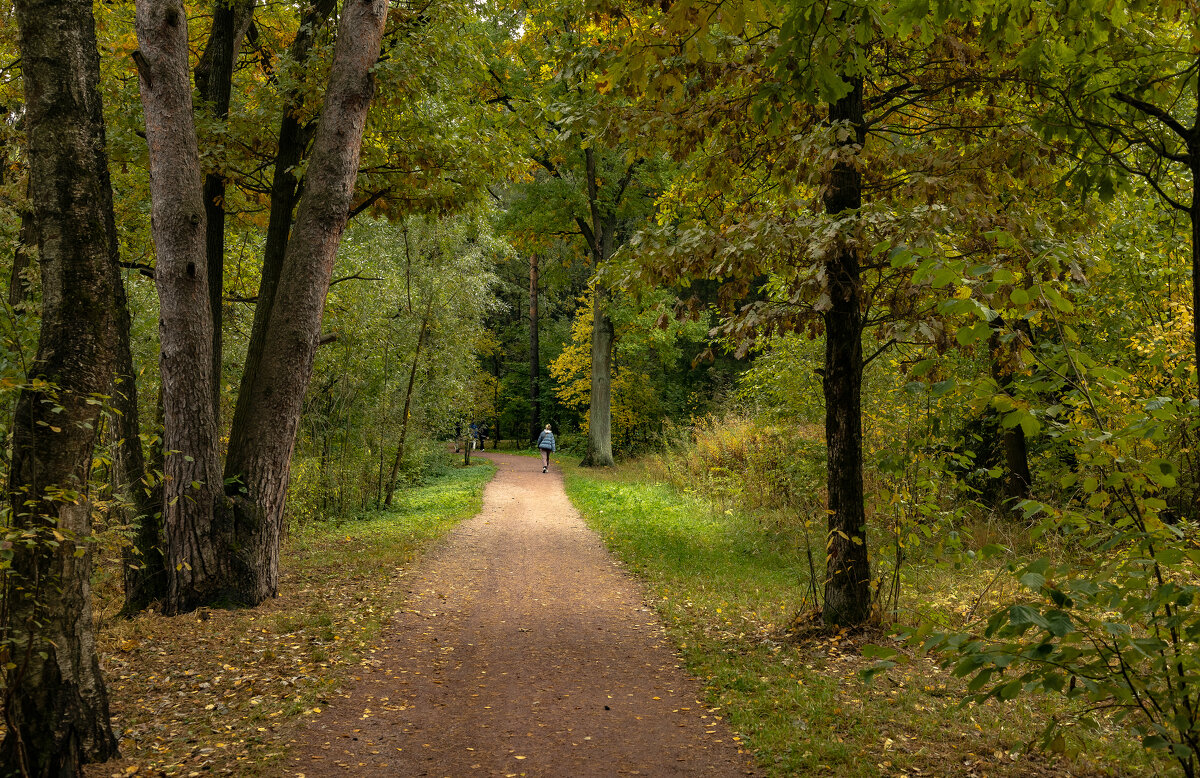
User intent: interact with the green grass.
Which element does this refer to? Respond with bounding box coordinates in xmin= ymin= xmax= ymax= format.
xmin=565 ymin=464 xmax=1160 ymax=777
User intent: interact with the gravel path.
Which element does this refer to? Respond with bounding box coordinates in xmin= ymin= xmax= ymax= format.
xmin=284 ymin=452 xmax=759 ymax=777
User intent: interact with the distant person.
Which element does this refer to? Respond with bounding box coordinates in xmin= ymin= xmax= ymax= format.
xmin=469 ymin=421 xmax=480 ymax=450
xmin=536 ymin=424 xmax=555 ymax=473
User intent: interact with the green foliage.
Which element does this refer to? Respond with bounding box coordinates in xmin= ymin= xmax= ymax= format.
xmin=549 ymin=287 xmax=713 ymax=450
xmin=288 ymin=211 xmax=506 ymax=522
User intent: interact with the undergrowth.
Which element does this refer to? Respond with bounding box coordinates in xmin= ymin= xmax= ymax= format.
xmin=564 ymin=462 xmax=1162 ymax=777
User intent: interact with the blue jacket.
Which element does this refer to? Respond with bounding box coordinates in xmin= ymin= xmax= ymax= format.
xmin=536 ymin=430 xmax=555 ymax=451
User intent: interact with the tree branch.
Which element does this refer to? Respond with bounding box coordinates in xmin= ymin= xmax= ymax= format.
xmin=1114 ymin=91 xmax=1191 ymax=140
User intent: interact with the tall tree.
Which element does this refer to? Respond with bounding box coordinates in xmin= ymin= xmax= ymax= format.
xmin=1 ymin=0 xmax=122 ymax=768
xmin=193 ymin=0 xmax=256 ymax=421
xmin=222 ymin=0 xmax=390 ymax=603
xmin=610 ymin=0 xmax=1064 ymax=624
xmin=134 ymin=0 xmax=238 ymax=613
xmin=819 ymin=75 xmax=870 ymax=625
xmin=227 ymin=0 xmax=337 ymax=454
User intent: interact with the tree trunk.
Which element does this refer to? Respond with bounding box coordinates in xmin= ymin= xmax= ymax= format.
xmin=529 ymin=253 xmax=541 ymax=444
xmin=385 ymin=295 xmax=432 ymax=506
xmin=135 ymin=0 xmax=238 ymax=614
xmin=581 ymin=284 xmax=616 ymax=466
xmin=227 ymin=0 xmax=336 ymax=449
xmin=223 ymin=0 xmax=389 ymax=603
xmin=493 ymin=349 xmax=501 ymax=450
xmin=194 ymin=0 xmax=256 ymax=423
xmin=1 ymin=0 xmax=121 ymax=768
xmin=821 ymin=76 xmax=871 ymax=627
xmin=580 ymin=147 xmax=615 ymax=467
xmin=988 ymin=329 xmax=1031 ymax=507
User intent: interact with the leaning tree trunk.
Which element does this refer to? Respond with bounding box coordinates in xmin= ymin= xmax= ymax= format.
xmin=223 ymin=0 xmax=389 ymax=604
xmin=227 ymin=0 xmax=337 ymax=449
xmin=385 ymin=295 xmax=433 ymax=506
xmin=580 ymin=147 xmax=616 ymax=467
xmin=194 ymin=0 xmax=256 ymax=423
xmin=1 ymin=0 xmax=121 ymax=769
xmin=135 ymin=0 xmax=238 ymax=614
xmin=821 ymin=76 xmax=871 ymax=627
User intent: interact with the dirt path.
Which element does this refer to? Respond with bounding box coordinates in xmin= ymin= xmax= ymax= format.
xmin=283 ymin=453 xmax=759 ymax=777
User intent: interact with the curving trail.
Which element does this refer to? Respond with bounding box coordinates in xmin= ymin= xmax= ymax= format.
xmin=284 ymin=452 xmax=759 ymax=777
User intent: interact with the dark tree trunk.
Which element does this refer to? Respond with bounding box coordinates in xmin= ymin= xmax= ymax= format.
xmin=194 ymin=0 xmax=256 ymax=423
xmin=988 ymin=329 xmax=1031 ymax=507
xmin=580 ymin=147 xmax=615 ymax=467
xmin=135 ymin=0 xmax=238 ymax=614
xmin=227 ymin=0 xmax=336 ymax=449
xmin=1 ymin=0 xmax=121 ymax=768
xmin=529 ymin=252 xmax=540 ymax=444
xmin=821 ymin=77 xmax=871 ymax=627
xmin=1193 ymin=165 xmax=1199 ymax=418
xmin=492 ymin=349 xmax=501 ymax=450
xmin=223 ymin=0 xmax=389 ymax=603
xmin=385 ymin=295 xmax=432 ymax=506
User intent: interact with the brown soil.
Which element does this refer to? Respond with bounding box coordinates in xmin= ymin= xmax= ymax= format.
xmin=281 ymin=453 xmax=760 ymax=777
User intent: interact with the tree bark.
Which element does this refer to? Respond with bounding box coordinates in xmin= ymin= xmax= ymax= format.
xmin=228 ymin=0 xmax=337 ymax=449
xmin=988 ymin=328 xmax=1031 ymax=507
xmin=135 ymin=0 xmax=238 ymax=614
xmin=223 ymin=0 xmax=389 ymax=603
xmin=580 ymin=147 xmax=616 ymax=467
xmin=821 ymin=77 xmax=871 ymax=627
xmin=2 ymin=0 xmax=121 ymax=768
xmin=529 ymin=252 xmax=541 ymax=444
xmin=194 ymin=0 xmax=256 ymax=423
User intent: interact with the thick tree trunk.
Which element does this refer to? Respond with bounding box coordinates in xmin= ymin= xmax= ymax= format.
xmin=529 ymin=253 xmax=541 ymax=444
xmin=135 ymin=0 xmax=238 ymax=614
xmin=821 ymin=77 xmax=871 ymax=627
xmin=1 ymin=0 xmax=121 ymax=768
xmin=228 ymin=0 xmax=336 ymax=449
xmin=581 ymin=284 xmax=616 ymax=466
xmin=385 ymin=296 xmax=432 ymax=506
xmin=580 ymin=147 xmax=615 ymax=467
xmin=223 ymin=0 xmax=389 ymax=603
xmin=194 ymin=0 xmax=256 ymax=423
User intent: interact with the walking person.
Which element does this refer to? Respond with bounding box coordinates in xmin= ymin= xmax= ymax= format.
xmin=536 ymin=424 xmax=555 ymax=473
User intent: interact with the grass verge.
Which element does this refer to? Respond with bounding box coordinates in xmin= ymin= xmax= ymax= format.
xmin=564 ymin=463 xmax=1160 ymax=778
xmin=86 ymin=461 xmax=495 ymax=777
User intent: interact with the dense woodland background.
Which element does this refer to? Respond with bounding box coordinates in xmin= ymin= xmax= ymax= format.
xmin=2 ymin=0 xmax=1200 ymax=775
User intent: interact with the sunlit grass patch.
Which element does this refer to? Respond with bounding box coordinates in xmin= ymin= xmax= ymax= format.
xmin=565 ymin=463 xmax=1158 ymax=777
xmin=89 ymin=461 xmax=495 ymax=777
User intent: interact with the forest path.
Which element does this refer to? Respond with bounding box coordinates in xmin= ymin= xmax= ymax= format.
xmin=282 ymin=452 xmax=759 ymax=777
